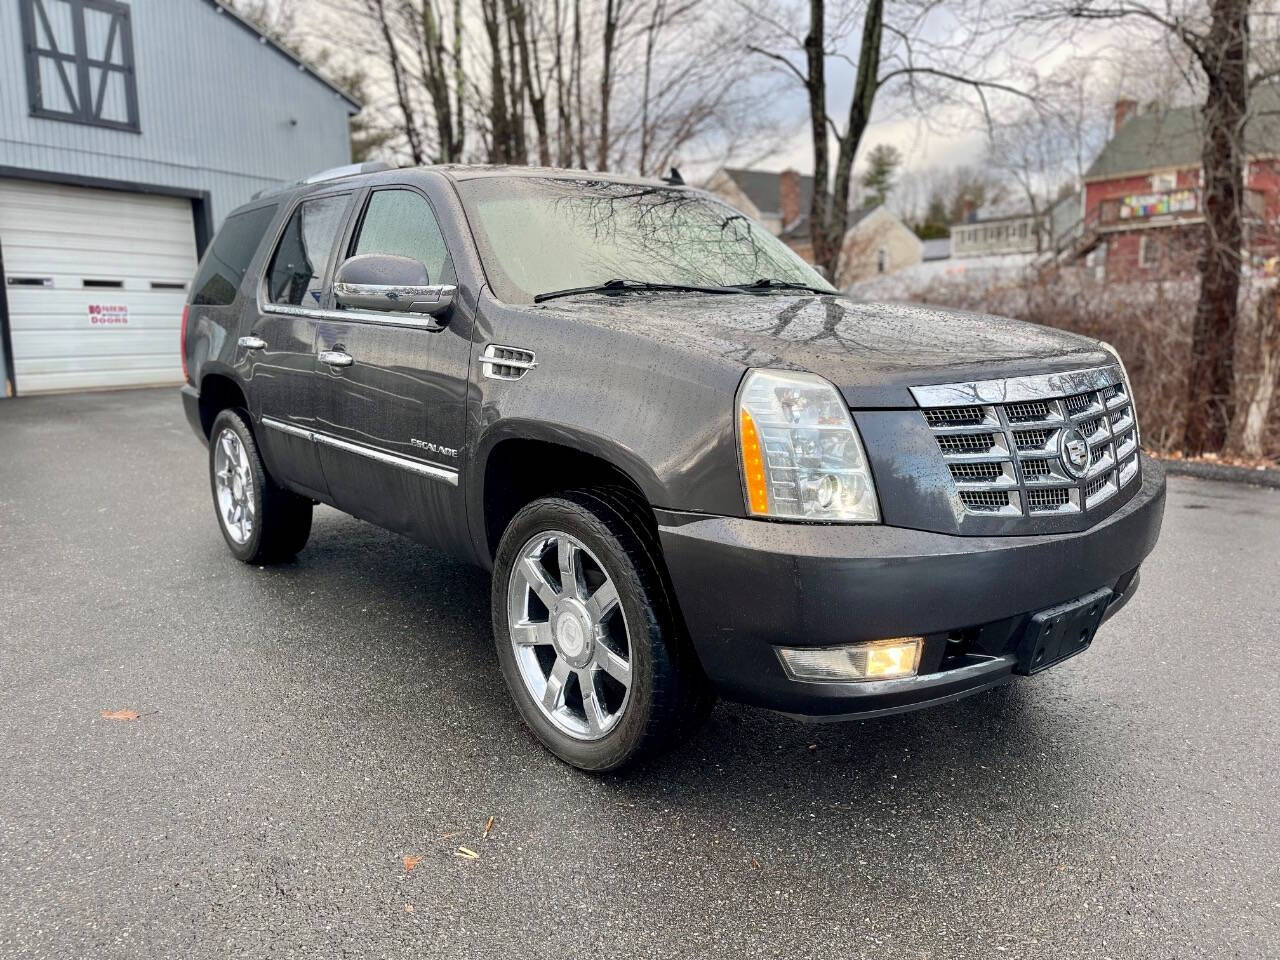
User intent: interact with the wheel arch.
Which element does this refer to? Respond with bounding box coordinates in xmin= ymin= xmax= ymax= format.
xmin=197 ymin=367 xmax=249 ymax=439
xmin=470 ymin=422 xmax=665 ymax=568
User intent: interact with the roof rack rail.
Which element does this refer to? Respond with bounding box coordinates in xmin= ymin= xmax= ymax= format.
xmin=302 ymin=161 xmax=394 ymax=184
xmin=251 ymin=161 xmax=395 ymax=200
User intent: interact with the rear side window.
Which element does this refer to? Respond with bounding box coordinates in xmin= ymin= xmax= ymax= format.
xmin=266 ymin=194 xmax=350 ymax=307
xmin=350 ymin=189 xmax=456 ymax=285
xmin=191 ymin=204 xmax=277 ymax=306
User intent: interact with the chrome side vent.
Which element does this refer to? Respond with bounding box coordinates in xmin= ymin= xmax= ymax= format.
xmin=480 ymin=344 xmax=537 ymax=381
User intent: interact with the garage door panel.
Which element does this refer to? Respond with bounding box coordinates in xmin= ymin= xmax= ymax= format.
xmin=8 ymin=309 xmax=187 ymax=331
xmin=1 ymin=207 xmax=199 ymax=236
xmin=13 ymin=329 xmax=182 ymax=360
xmin=17 ymin=364 xmax=183 ymax=394
xmin=6 ymin=247 xmax=198 ymax=278
xmin=6 ymin=230 xmax=199 ymax=260
xmin=0 ymin=187 xmax=195 ymax=227
xmin=1 ymin=178 xmax=199 ymax=393
xmin=7 ymin=291 xmax=186 ymax=324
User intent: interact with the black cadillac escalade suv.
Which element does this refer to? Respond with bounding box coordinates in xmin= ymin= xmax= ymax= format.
xmin=180 ymin=162 xmax=1166 ymax=771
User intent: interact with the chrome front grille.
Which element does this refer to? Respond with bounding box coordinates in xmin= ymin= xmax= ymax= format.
xmin=912 ymin=366 xmax=1141 ymax=519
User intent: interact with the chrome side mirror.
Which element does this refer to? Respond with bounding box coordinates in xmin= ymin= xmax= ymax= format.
xmin=333 ymin=254 xmax=455 ymax=318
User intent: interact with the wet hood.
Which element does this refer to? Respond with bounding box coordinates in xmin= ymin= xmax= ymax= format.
xmin=536 ymin=292 xmax=1112 ymax=408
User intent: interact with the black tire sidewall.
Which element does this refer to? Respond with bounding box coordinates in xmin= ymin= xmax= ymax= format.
xmin=492 ymin=496 xmax=665 ymax=772
xmin=208 ymin=409 xmax=271 ymax=563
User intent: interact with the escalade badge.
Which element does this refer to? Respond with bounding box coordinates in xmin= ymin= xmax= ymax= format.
xmin=1059 ymin=428 xmax=1090 ymax=479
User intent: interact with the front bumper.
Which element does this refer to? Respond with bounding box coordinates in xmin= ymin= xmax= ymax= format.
xmin=657 ymin=455 xmax=1166 ymax=719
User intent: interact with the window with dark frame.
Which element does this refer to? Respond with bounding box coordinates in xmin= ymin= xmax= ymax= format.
xmin=1139 ymin=233 xmax=1160 ymax=269
xmin=19 ymin=0 xmax=139 ymax=132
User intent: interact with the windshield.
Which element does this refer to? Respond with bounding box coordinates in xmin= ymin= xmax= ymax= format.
xmin=455 ymin=176 xmax=834 ymax=304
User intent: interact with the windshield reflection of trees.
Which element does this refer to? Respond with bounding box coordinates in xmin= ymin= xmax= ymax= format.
xmin=539 ymin=179 xmax=805 ymax=287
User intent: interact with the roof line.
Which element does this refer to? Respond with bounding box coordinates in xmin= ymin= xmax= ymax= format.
xmin=953 ymin=211 xmax=1040 ymax=225
xmin=203 ymin=0 xmax=363 ymax=112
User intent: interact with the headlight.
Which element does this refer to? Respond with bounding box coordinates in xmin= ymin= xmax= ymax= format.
xmin=1098 ymin=341 xmax=1141 ymax=447
xmin=736 ymin=368 xmax=880 ymax=522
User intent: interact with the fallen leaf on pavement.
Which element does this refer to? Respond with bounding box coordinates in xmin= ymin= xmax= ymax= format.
xmin=483 ymin=816 xmax=495 ymax=840
xmin=402 ymin=855 xmax=422 ymax=872
xmin=454 ymin=846 xmax=479 ymax=860
xmin=405 ymin=904 xmax=414 ymax=913
xmin=100 ymin=709 xmax=140 ymax=721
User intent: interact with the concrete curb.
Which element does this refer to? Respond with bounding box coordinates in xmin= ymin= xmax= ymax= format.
xmin=1158 ymin=458 xmax=1280 ymax=489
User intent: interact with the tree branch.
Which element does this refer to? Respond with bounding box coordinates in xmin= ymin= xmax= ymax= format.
xmin=876 ymin=66 xmax=1035 ymax=103
xmin=745 ymin=44 xmax=809 ymax=86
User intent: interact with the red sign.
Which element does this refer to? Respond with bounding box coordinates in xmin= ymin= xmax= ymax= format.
xmin=88 ymin=304 xmax=129 ymax=326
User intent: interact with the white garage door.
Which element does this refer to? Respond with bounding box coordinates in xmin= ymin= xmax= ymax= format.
xmin=0 ymin=179 xmax=198 ymax=394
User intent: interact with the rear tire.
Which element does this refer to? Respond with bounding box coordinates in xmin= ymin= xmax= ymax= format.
xmin=208 ymin=408 xmax=312 ymax=564
xmin=491 ymin=490 xmax=712 ymax=772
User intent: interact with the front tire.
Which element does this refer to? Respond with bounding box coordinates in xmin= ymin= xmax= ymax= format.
xmin=208 ymin=409 xmax=312 ymax=564
xmin=491 ymin=490 xmax=711 ymax=772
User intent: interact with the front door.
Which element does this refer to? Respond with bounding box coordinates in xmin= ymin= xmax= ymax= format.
xmin=311 ymin=186 xmax=474 ymax=556
xmin=246 ymin=191 xmax=352 ymax=499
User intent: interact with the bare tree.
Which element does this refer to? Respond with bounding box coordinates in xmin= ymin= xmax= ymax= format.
xmin=403 ymin=0 xmax=465 ymax=161
xmin=318 ymin=0 xmax=795 ymax=177
xmin=1227 ymin=283 xmax=1280 ymax=456
xmin=1024 ymin=0 xmax=1278 ymax=452
xmin=745 ymin=0 xmax=1027 ymax=278
xmin=598 ymin=0 xmax=624 ymax=169
xmin=365 ymin=0 xmax=427 ymax=163
xmin=504 ymin=0 xmax=552 ymax=164
xmin=480 ymin=0 xmax=519 ymax=161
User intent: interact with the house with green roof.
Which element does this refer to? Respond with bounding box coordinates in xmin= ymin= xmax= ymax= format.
xmin=1074 ymin=93 xmax=1280 ymax=276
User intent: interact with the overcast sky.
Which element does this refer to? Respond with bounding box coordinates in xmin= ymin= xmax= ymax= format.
xmin=285 ymin=0 xmax=1190 ymax=194
xmin=743 ymin=17 xmax=1139 ymax=181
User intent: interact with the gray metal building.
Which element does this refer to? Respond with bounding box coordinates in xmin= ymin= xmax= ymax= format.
xmin=0 ymin=0 xmax=359 ymax=395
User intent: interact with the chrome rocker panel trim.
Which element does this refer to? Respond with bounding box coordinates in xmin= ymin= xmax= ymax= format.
xmin=261 ymin=417 xmax=459 ymax=486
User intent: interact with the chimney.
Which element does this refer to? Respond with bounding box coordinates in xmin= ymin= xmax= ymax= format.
xmin=1114 ymin=98 xmax=1138 ymax=133
xmin=779 ymin=169 xmax=801 ymax=228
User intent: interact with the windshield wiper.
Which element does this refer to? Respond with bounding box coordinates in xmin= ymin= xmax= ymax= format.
xmin=533 ymin=278 xmax=737 ymax=303
xmin=736 ymin=278 xmax=832 ymax=294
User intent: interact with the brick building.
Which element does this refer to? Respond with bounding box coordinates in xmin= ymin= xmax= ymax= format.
xmin=1066 ymin=90 xmax=1280 ymax=279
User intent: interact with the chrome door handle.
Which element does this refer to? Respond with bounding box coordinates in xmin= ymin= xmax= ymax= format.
xmin=238 ymin=336 xmax=267 ymax=350
xmin=318 ymin=350 xmax=354 ymax=368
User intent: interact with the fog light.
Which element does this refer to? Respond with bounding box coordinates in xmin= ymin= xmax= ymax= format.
xmin=776 ymin=637 xmax=923 ymax=682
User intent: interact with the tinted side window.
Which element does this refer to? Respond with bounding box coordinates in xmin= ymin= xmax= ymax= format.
xmin=351 ymin=189 xmax=456 ymax=286
xmin=191 ymin=205 xmax=277 ymax=306
xmin=267 ymin=194 xmax=350 ymax=307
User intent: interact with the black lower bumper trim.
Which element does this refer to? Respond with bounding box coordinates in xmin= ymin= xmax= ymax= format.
xmin=658 ymin=456 xmax=1166 ymax=718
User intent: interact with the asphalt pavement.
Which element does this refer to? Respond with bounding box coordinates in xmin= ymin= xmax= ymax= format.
xmin=1 ymin=388 xmax=1277 ymax=959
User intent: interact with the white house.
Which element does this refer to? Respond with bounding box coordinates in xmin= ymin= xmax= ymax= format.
xmin=703 ymin=166 xmax=923 ymax=287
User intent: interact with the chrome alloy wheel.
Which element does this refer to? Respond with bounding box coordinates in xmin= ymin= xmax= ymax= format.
xmin=213 ymin=427 xmax=255 ymax=545
xmin=507 ymin=531 xmax=633 ymax=740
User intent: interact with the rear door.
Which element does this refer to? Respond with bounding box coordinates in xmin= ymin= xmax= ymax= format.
xmin=311 ymin=185 xmax=474 ymax=554
xmin=247 ymin=191 xmax=353 ymax=498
